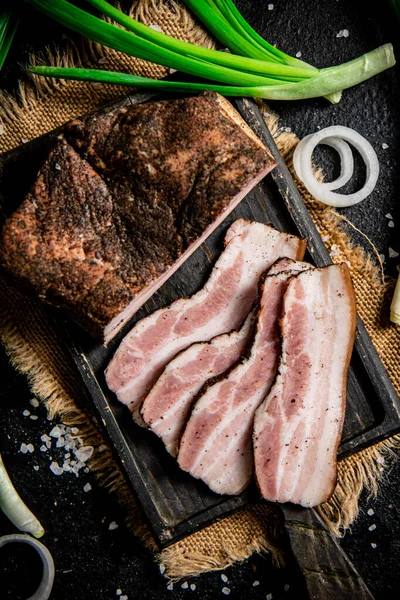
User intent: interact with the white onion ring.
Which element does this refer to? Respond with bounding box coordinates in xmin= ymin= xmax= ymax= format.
xmin=293 ymin=126 xmax=379 ymax=208
xmin=293 ymin=134 xmax=354 ymax=190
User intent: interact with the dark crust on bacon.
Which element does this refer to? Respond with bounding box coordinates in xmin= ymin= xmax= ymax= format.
xmin=253 ymin=263 xmax=356 ymax=503
xmin=0 ymin=92 xmax=276 ymax=340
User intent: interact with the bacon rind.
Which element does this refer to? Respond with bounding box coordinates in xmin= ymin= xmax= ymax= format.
xmin=106 ymin=220 xmax=306 ymax=413
xmin=253 ymin=263 xmax=356 ymax=507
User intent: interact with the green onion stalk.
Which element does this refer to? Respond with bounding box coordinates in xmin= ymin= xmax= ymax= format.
xmin=0 ymin=453 xmax=44 ymax=538
xmin=0 ymin=7 xmax=19 ymax=70
xmin=26 ymin=0 xmax=395 ymax=103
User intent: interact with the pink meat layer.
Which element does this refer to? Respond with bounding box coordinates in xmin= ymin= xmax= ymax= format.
xmin=177 ymin=261 xmax=312 ymax=495
xmin=106 ymin=220 xmax=306 ymax=413
xmin=141 ymin=258 xmax=305 ymax=456
xmin=253 ymin=264 xmax=356 ymax=507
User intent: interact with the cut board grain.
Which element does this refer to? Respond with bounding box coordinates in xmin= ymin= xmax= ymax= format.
xmin=0 ymin=93 xmax=399 ymax=553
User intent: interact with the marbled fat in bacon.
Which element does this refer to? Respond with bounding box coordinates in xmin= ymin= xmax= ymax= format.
xmin=106 ymin=220 xmax=306 ymax=415
xmin=253 ymin=264 xmax=356 ymax=507
xmin=141 ymin=258 xmax=307 ymax=456
xmin=177 ymin=261 xmax=312 ymax=495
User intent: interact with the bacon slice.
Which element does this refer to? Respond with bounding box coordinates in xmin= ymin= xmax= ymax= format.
xmin=177 ymin=260 xmax=312 ymax=495
xmin=253 ymin=264 xmax=356 ymax=507
xmin=106 ymin=220 xmax=306 ymax=414
xmin=141 ymin=258 xmax=305 ymax=456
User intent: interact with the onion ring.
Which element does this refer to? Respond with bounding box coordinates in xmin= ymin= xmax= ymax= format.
xmin=293 ymin=125 xmax=379 ymax=208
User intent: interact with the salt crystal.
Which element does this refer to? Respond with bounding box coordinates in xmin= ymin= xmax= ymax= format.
xmin=40 ymin=445 xmax=48 ymax=452
xmin=388 ymin=221 xmax=395 ymax=228
xmin=285 ymin=127 xmax=292 ymax=133
xmin=266 ymin=595 xmax=273 ymax=600
xmin=30 ymin=398 xmax=40 ymax=408
xmin=284 ymin=584 xmax=290 ymax=591
xmin=371 ymin=543 xmax=377 ymax=549
xmin=377 ymin=456 xmax=385 ymax=465
xmin=26 ymin=443 xmax=34 ymax=453
xmin=45 ymin=441 xmax=52 ymax=449
xmin=159 ymin=564 xmax=166 ymax=575
xmin=30 ymin=415 xmax=38 ymax=421
xmin=368 ymin=524 xmax=377 ymax=531
xmin=367 ymin=508 xmax=374 ymax=516
xmin=120 ymin=596 xmax=128 ymax=600
xmin=62 ymin=461 xmax=72 ymax=472
xmin=190 ymin=584 xmax=196 ymax=591
xmin=64 ymin=453 xmax=71 ymax=459
xmin=149 ymin=24 xmax=163 ymax=32
xmin=296 ymin=51 xmax=302 ymax=58
xmin=181 ymin=582 xmax=188 ymax=589
xmin=321 ymin=235 xmax=329 ymax=242
xmin=221 ymin=574 xmax=228 ymax=583
xmin=23 ymin=410 xmax=30 ymax=417
xmin=253 ymin=580 xmax=260 ymax=586
xmin=20 ymin=443 xmax=28 ymax=454
xmin=98 ymin=57 xmax=107 ymax=65
xmin=379 ymin=467 xmax=384 ymax=472
xmin=75 ymin=446 xmax=94 ymax=463
xmin=84 ymin=467 xmax=89 ymax=473
xmin=379 ymin=254 xmax=385 ymax=263
xmin=83 ymin=483 xmax=92 ymax=492
xmin=222 ymin=587 xmax=231 ymax=595
xmin=382 ymin=143 xmax=389 ymax=149
xmin=109 ymin=521 xmax=118 ymax=531
xmin=50 ymin=461 xmax=64 ymax=475
xmin=56 ymin=437 xmax=65 ymax=448
xmin=385 ymin=213 xmax=393 ymax=219
xmin=41 ymin=434 xmax=51 ymax=443
xmin=98 ymin=444 xmax=107 ymax=453
xmin=33 ymin=465 xmax=39 ymax=471
xmin=388 ymin=248 xmax=399 ymax=259
xmin=71 ymin=427 xmax=79 ymax=435
xmin=336 ymin=29 xmax=349 ymax=38
xmin=116 ymin=591 xmax=122 ymax=597
xmin=54 ymin=163 xmax=61 ymax=171
xmin=46 ymin=414 xmax=53 ymax=421
xmin=169 ymin=68 xmax=177 ymax=74
xmin=268 ymin=3 xmax=274 ymax=10
xmin=50 ymin=426 xmax=62 ymax=438
xmin=167 ymin=583 xmax=173 ymax=591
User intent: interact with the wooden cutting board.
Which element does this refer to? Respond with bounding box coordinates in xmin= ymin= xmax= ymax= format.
xmin=0 ymin=92 xmax=399 ymax=551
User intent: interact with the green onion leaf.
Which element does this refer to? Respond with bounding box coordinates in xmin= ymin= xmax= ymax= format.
xmin=0 ymin=8 xmax=19 ymax=71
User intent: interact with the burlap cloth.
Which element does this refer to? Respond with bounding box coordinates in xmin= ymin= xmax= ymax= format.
xmin=1 ymin=0 xmax=399 ymax=580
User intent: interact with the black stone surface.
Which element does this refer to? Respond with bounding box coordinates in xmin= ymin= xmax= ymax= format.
xmin=1 ymin=1 xmax=399 ymax=599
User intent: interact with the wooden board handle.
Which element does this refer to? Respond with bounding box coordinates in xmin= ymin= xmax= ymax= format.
xmin=281 ymin=504 xmax=374 ymax=599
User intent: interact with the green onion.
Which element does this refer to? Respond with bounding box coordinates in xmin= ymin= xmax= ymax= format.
xmin=0 ymin=7 xmax=19 ymax=71
xmin=30 ymin=44 xmax=395 ymax=100
xmin=26 ymin=0 xmax=396 ymax=103
xmin=0 ymin=453 xmax=44 ymax=538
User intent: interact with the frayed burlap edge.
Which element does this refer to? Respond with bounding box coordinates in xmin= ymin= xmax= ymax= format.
xmin=1 ymin=0 xmax=400 ymax=581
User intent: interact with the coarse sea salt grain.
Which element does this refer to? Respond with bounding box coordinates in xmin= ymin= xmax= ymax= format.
xmin=75 ymin=446 xmax=94 ymax=462
xmin=159 ymin=564 xmax=166 ymax=575
xmin=222 ymin=587 xmax=231 ymax=595
xmin=98 ymin=444 xmax=107 ymax=453
xmin=71 ymin=427 xmax=79 ymax=435
xmin=33 ymin=465 xmax=39 ymax=471
xmin=167 ymin=583 xmax=173 ymax=591
xmin=190 ymin=584 xmax=196 ymax=591
xmin=221 ymin=574 xmax=228 ymax=583
xmin=120 ymin=596 xmax=128 ymax=600
xmin=26 ymin=443 xmax=34 ymax=453
xmin=284 ymin=585 xmax=290 ymax=591
xmin=23 ymin=410 xmax=30 ymax=417
xmin=379 ymin=254 xmax=385 ymax=264
xmin=30 ymin=415 xmax=38 ymax=421
xmin=369 ymin=524 xmax=377 ymax=532
xmin=50 ymin=461 xmax=64 ymax=476
xmin=30 ymin=398 xmax=40 ymax=408
xmin=181 ymin=582 xmax=188 ymax=590
xmin=377 ymin=456 xmax=385 ymax=465
xmin=385 ymin=213 xmax=393 ymax=219
xmin=371 ymin=543 xmax=377 ymax=549
xmin=41 ymin=434 xmax=51 ymax=443
xmin=253 ymin=580 xmax=260 ymax=587
xmin=382 ymin=143 xmax=389 ymax=149
xmin=268 ymin=3 xmax=274 ymax=9
xmin=50 ymin=426 xmax=63 ymax=438
xmin=389 ymin=248 xmax=400 ymax=259
xmin=40 ymin=445 xmax=48 ymax=452
xmin=367 ymin=508 xmax=374 ymax=516
xmin=116 ymin=591 xmax=122 ymax=597
xmin=83 ymin=483 xmax=92 ymax=492
xmin=20 ymin=443 xmax=28 ymax=454
xmin=149 ymin=23 xmax=163 ymax=32
xmin=388 ymin=221 xmax=395 ymax=228
xmin=296 ymin=51 xmax=302 ymax=58
xmin=336 ymin=29 xmax=349 ymax=38
xmin=266 ymin=594 xmax=273 ymax=600
xmin=109 ymin=521 xmax=118 ymax=531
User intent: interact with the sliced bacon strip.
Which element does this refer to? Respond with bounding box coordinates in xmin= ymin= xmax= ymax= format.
xmin=141 ymin=258 xmax=304 ymax=456
xmin=177 ymin=261 xmax=312 ymax=495
xmin=253 ymin=264 xmax=356 ymax=507
xmin=106 ymin=220 xmax=306 ymax=413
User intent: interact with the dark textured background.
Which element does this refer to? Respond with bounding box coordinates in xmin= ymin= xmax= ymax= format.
xmin=0 ymin=1 xmax=399 ymax=598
